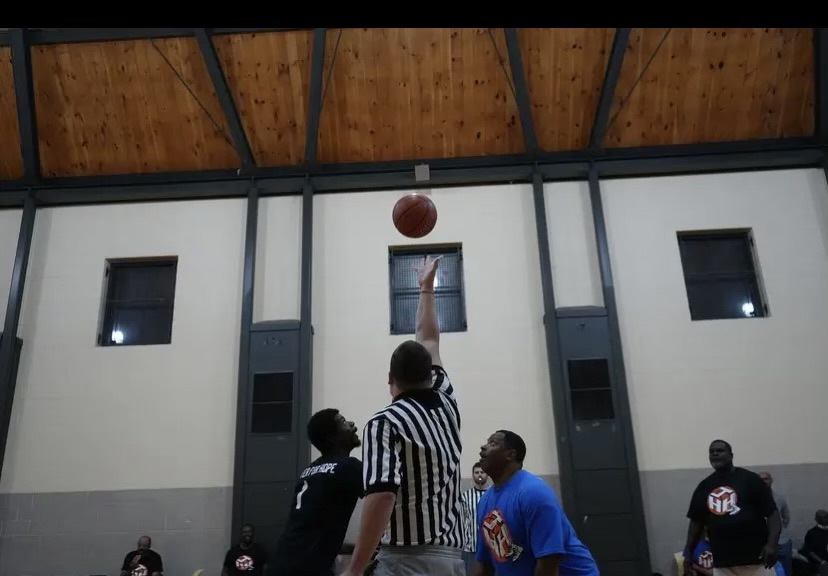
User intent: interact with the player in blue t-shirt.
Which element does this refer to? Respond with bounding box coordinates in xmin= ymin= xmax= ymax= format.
xmin=474 ymin=430 xmax=599 ymax=576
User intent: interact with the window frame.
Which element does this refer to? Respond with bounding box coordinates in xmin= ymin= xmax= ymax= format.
xmin=676 ymin=228 xmax=768 ymax=321
xmin=387 ymin=243 xmax=468 ymax=336
xmin=97 ymin=256 xmax=179 ymax=347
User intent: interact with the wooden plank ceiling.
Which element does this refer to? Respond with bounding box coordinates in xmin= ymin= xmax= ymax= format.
xmin=0 ymin=27 xmax=816 ymax=180
xmin=0 ymin=47 xmax=23 ymax=179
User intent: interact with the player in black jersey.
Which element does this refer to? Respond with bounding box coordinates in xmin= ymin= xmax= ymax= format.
xmin=270 ymin=408 xmax=364 ymax=576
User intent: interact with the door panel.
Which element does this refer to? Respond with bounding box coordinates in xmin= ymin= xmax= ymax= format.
xmin=238 ymin=322 xmax=303 ymax=555
xmin=556 ymin=313 xmax=648 ymax=572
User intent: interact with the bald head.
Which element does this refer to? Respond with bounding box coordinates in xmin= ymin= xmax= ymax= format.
xmin=759 ymin=471 xmax=773 ymax=487
xmin=137 ymin=536 xmax=151 ymax=550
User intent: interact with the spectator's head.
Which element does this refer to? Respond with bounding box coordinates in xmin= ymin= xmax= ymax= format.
xmin=472 ymin=461 xmax=488 ymax=488
xmin=759 ymin=471 xmax=773 ymax=487
xmin=241 ymin=523 xmax=255 ymax=545
xmin=137 ymin=535 xmax=151 ymax=551
xmin=708 ymin=439 xmax=733 ymax=471
xmin=815 ymin=509 xmax=828 ymax=528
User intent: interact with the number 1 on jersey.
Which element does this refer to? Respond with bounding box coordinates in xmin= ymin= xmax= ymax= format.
xmin=296 ymin=480 xmax=309 ymax=509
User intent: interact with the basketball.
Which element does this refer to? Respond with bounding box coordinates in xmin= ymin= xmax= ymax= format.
xmin=393 ymin=194 xmax=438 ymax=238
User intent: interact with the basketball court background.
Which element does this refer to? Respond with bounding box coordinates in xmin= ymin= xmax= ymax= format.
xmin=0 ymin=27 xmax=826 ymax=576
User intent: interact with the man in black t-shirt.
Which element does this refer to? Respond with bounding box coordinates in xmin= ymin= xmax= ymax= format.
xmin=800 ymin=509 xmax=828 ymax=573
xmin=120 ymin=536 xmax=163 ymax=576
xmin=223 ymin=523 xmax=269 ymax=576
xmin=683 ymin=440 xmax=781 ymax=576
xmin=269 ymin=408 xmax=364 ymax=576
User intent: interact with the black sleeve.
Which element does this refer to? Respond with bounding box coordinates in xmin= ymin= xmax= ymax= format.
xmin=122 ymin=552 xmax=133 ymax=571
xmin=686 ymin=483 xmax=707 ymax=523
xmin=223 ymin=549 xmax=234 ymax=568
xmin=803 ymin=529 xmax=817 ymax=552
xmin=803 ymin=528 xmax=827 ymax=560
xmin=259 ymin=544 xmax=270 ymax=563
xmin=152 ymin=552 xmax=163 ymax=572
xmin=345 ymin=457 xmax=365 ymax=498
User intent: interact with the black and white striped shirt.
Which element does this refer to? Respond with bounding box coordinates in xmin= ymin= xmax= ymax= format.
xmin=362 ymin=365 xmax=463 ymax=548
xmin=460 ymin=487 xmax=487 ymax=552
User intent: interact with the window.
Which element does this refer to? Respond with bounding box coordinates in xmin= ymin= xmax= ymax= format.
xmin=676 ymin=230 xmax=767 ymax=321
xmin=251 ymin=372 xmax=294 ymax=434
xmin=98 ymin=257 xmax=178 ymax=346
xmin=567 ymin=358 xmax=615 ymax=421
xmin=388 ymin=244 xmax=467 ymax=335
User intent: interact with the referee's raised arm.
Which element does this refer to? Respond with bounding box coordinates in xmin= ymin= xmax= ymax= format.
xmin=344 ymin=255 xmax=465 ymax=576
xmin=416 ymin=257 xmax=457 ymax=405
xmin=415 ymin=255 xmax=443 ymax=369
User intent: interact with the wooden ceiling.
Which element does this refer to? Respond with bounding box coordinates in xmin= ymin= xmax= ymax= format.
xmin=0 ymin=27 xmax=816 ymax=181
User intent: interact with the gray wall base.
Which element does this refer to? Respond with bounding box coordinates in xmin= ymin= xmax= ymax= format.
xmin=0 ymin=487 xmax=230 ymax=576
xmin=2 ymin=464 xmax=824 ymax=576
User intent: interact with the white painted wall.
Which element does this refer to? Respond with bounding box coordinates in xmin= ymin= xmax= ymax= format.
xmin=602 ymin=168 xmax=828 ymax=471
xmin=311 ymin=185 xmax=558 ymax=477
xmin=0 ymin=199 xmax=246 ymax=493
xmin=254 ymin=196 xmax=302 ymax=323
xmin=544 ymin=182 xmax=603 ymax=309
xmin=0 ymin=209 xmax=23 ymax=323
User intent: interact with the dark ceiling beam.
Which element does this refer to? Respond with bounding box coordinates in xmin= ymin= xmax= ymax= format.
xmin=590 ymin=28 xmax=631 ymax=149
xmin=0 ymin=28 xmax=309 ymax=47
xmin=304 ymin=29 xmax=327 ymax=165
xmin=0 ymin=137 xmax=822 ymax=208
xmin=195 ymin=28 xmax=255 ymax=172
xmin=9 ymin=29 xmax=41 ymax=185
xmin=0 ymin=191 xmax=35 ymax=479
xmin=504 ymin=28 xmax=539 ymax=155
xmin=815 ymin=28 xmax=827 ymax=144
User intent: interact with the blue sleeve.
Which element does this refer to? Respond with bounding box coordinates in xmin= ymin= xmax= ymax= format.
xmin=521 ymin=482 xmax=567 ymax=558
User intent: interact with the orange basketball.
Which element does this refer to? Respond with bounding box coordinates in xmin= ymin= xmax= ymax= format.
xmin=392 ymin=194 xmax=438 ymax=238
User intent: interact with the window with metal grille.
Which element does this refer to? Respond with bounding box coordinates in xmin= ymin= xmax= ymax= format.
xmin=676 ymin=229 xmax=767 ymax=321
xmin=388 ymin=244 xmax=467 ymax=335
xmin=98 ymin=257 xmax=178 ymax=346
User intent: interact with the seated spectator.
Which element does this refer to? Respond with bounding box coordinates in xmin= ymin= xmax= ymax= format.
xmin=222 ymin=523 xmax=269 ymax=576
xmin=799 ymin=510 xmax=828 ymax=574
xmin=120 ymin=536 xmax=163 ymax=576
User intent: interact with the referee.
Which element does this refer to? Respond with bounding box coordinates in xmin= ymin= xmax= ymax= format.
xmin=460 ymin=461 xmax=490 ymax=575
xmin=344 ymin=255 xmax=465 ymax=576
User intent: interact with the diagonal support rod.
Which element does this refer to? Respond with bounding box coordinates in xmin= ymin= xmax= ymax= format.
xmin=305 ymin=29 xmax=327 ymax=165
xmin=586 ymin=163 xmax=653 ymax=573
xmin=590 ymin=28 xmax=631 ymax=149
xmin=230 ymin=184 xmax=258 ymax=540
xmin=504 ymin=28 xmax=538 ymax=155
xmin=529 ymin=171 xmax=574 ymax=516
xmin=10 ymin=29 xmax=41 ymax=183
xmin=195 ymin=28 xmax=256 ymax=171
xmin=0 ymin=191 xmax=36 ymax=478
